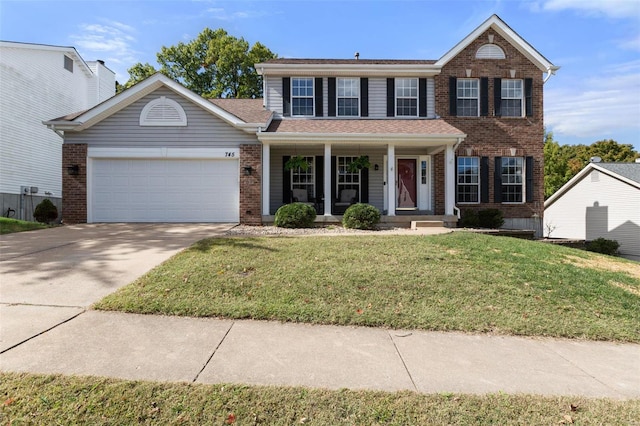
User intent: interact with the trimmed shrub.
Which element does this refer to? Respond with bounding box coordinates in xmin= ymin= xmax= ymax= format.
xmin=342 ymin=203 xmax=381 ymax=230
xmin=458 ymin=209 xmax=479 ymax=228
xmin=478 ymin=209 xmax=504 ymax=229
xmin=33 ymin=198 xmax=58 ymax=224
xmin=586 ymin=238 xmax=620 ymax=256
xmin=274 ymin=202 xmax=316 ymax=228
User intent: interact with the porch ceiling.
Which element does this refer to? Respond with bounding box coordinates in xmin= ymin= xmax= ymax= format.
xmin=258 ymin=119 xmax=466 ymax=144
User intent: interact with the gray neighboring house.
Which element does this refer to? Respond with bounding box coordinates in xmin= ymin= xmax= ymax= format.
xmin=544 ymin=161 xmax=640 ymax=261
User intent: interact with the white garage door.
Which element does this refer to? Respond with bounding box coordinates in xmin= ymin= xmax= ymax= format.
xmin=91 ymin=158 xmax=239 ymax=222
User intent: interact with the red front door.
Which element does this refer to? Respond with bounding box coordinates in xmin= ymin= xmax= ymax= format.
xmin=397 ymin=159 xmax=417 ymax=209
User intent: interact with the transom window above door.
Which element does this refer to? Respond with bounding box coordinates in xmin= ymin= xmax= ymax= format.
xmin=337 ymin=78 xmax=359 ymax=116
xmin=395 ymin=78 xmax=418 ymax=117
xmin=291 ymin=78 xmax=314 ymax=116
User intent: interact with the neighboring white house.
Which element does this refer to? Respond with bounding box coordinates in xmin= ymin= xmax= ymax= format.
xmin=0 ymin=41 xmax=115 ymax=221
xmin=544 ymin=161 xmax=640 ymax=261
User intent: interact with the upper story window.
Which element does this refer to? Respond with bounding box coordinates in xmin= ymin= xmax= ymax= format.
xmin=139 ymin=96 xmax=187 ymax=126
xmin=500 ymin=79 xmax=523 ymax=117
xmin=500 ymin=157 xmax=524 ymax=203
xmin=291 ymin=77 xmax=314 ymax=116
xmin=456 ymin=79 xmax=479 ymax=117
xmin=457 ymin=157 xmax=480 ymax=203
xmin=337 ymin=78 xmax=359 ymax=117
xmin=64 ymin=55 xmax=73 ymax=73
xmin=395 ymin=78 xmax=418 ymax=117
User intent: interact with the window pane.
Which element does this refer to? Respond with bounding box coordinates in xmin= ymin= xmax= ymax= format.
xmin=457 ymin=157 xmax=480 ymax=203
xmin=500 ymin=157 xmax=524 ymax=202
xmin=456 ymin=79 xmax=479 ymax=117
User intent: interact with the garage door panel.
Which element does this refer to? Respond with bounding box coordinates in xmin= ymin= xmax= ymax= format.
xmin=91 ymin=159 xmax=239 ymax=223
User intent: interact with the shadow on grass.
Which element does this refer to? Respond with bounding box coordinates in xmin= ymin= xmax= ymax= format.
xmin=188 ymin=236 xmax=281 ymax=253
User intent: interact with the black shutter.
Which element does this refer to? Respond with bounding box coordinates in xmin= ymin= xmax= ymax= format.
xmin=480 ymin=77 xmax=489 ymax=116
xmin=360 ymin=78 xmax=368 ymax=117
xmin=283 ymin=156 xmax=291 ymax=203
xmin=419 ymin=78 xmax=427 ymax=117
xmin=315 ymin=78 xmax=323 ymax=117
xmin=480 ymin=156 xmax=489 ymax=203
xmin=526 ymin=156 xmax=534 ymax=203
xmin=525 ymin=78 xmax=533 ymax=117
xmin=282 ymin=77 xmax=291 ymax=117
xmin=494 ymin=157 xmax=503 ymax=203
xmin=387 ymin=78 xmax=395 ymax=117
xmin=449 ymin=77 xmax=457 ymax=116
xmin=331 ymin=156 xmax=337 ymax=203
xmin=494 ymin=78 xmax=502 ymax=117
xmin=360 ymin=161 xmax=369 ymax=203
xmin=327 ymin=77 xmax=336 ymax=117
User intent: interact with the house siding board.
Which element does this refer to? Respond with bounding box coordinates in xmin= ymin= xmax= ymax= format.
xmin=436 ymin=29 xmax=545 ymax=220
xmin=265 ymin=76 xmax=283 ymax=116
xmin=0 ymin=44 xmax=113 ymax=202
xmin=545 ymin=170 xmax=640 ymax=258
xmin=427 ymin=78 xmax=435 ymax=118
xmin=368 ymin=78 xmax=387 ymax=117
xmin=64 ymin=88 xmax=258 ymax=147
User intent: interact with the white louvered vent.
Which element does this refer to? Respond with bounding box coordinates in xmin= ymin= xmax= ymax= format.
xmin=140 ymin=96 xmax=187 ymax=126
xmin=476 ymin=44 xmax=506 ymax=60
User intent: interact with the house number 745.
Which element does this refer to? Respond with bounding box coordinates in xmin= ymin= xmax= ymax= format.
xmin=225 ymin=152 xmax=235 ymax=157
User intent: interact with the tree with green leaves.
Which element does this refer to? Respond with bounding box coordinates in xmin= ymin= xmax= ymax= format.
xmin=120 ymin=28 xmax=276 ymax=98
xmin=544 ymin=134 xmax=639 ymax=198
xmin=117 ymin=62 xmax=158 ymax=93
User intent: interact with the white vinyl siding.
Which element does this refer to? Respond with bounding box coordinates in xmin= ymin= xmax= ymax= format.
xmin=265 ymin=76 xmax=283 ymax=116
xmin=544 ymin=169 xmax=640 ymax=260
xmin=368 ymin=78 xmax=387 ymax=117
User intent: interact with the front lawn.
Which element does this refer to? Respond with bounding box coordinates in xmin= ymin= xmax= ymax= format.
xmin=2 ymin=373 xmax=638 ymax=425
xmin=0 ymin=217 xmax=48 ymax=234
xmin=95 ymin=232 xmax=640 ymax=342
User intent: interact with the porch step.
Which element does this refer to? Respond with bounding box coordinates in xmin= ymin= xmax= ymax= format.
xmin=410 ymin=220 xmax=445 ymax=230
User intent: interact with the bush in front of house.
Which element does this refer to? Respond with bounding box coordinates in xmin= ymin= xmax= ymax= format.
xmin=274 ymin=202 xmax=316 ymax=228
xmin=478 ymin=209 xmax=505 ymax=229
xmin=342 ymin=203 xmax=381 ymax=230
xmin=33 ymin=199 xmax=58 ymax=224
xmin=586 ymin=238 xmax=620 ymax=256
xmin=458 ymin=209 xmax=480 ymax=228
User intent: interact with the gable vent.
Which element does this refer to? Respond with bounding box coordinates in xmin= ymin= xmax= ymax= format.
xmin=140 ymin=96 xmax=187 ymax=126
xmin=476 ymin=44 xmax=506 ymax=59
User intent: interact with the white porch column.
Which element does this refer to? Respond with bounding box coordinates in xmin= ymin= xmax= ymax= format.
xmin=323 ymin=143 xmax=332 ymax=216
xmin=262 ymin=142 xmax=270 ymax=216
xmin=387 ymin=144 xmax=396 ymax=216
xmin=444 ymin=143 xmax=455 ymax=215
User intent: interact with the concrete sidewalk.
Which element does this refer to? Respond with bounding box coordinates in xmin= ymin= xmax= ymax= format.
xmin=1 ymin=310 xmax=638 ymax=399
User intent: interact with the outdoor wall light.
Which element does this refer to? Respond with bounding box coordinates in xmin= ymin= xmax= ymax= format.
xmin=67 ymin=164 xmax=80 ymax=175
xmin=374 ymin=164 xmax=379 ymax=171
xmin=243 ymin=165 xmax=253 ymax=176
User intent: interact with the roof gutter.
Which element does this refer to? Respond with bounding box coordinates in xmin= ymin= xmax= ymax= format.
xmin=543 ymin=65 xmax=560 ymax=84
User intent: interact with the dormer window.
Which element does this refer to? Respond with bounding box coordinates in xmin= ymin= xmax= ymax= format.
xmin=139 ymin=96 xmax=187 ymax=126
xmin=291 ymin=78 xmax=314 ymax=116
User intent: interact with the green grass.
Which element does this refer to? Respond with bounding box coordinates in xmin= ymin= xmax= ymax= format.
xmin=2 ymin=372 xmax=638 ymax=425
xmin=0 ymin=217 xmax=48 ymax=234
xmin=95 ymin=232 xmax=640 ymax=342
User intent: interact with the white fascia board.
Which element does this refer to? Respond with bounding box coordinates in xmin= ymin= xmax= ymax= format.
xmin=436 ymin=14 xmax=557 ymax=73
xmin=47 ymin=74 xmax=251 ymax=132
xmin=256 ymin=63 xmax=441 ymax=77
xmin=258 ymin=132 xmax=466 ymax=145
xmin=88 ymin=147 xmax=240 ymax=159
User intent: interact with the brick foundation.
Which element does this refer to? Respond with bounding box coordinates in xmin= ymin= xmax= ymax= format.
xmin=240 ymin=144 xmax=262 ymax=225
xmin=62 ymin=144 xmax=87 ymax=224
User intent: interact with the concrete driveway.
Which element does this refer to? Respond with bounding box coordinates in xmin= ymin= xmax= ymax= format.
xmin=0 ymin=223 xmax=233 ymax=352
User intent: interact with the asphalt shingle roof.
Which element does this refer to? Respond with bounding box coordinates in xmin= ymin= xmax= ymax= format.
xmin=265 ymin=119 xmax=464 ymax=135
xmin=262 ymin=58 xmax=438 ymax=65
xmin=597 ymin=162 xmax=640 ymax=184
xmin=208 ymin=98 xmax=272 ymax=124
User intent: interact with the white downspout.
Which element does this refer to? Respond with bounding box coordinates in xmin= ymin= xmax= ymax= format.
xmin=543 ymin=66 xmax=560 ymax=84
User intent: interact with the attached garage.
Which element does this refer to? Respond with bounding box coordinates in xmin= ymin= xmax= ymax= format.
xmin=89 ymin=148 xmax=240 ymax=223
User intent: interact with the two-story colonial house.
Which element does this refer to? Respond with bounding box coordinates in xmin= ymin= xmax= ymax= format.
xmin=45 ymin=15 xmax=558 ymax=233
xmin=1 ymin=41 xmax=115 ymax=221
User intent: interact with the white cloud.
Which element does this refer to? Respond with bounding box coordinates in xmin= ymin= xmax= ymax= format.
xmin=539 ymin=0 xmax=640 ymax=19
xmin=545 ymin=60 xmax=640 ymax=139
xmin=205 ymin=7 xmax=267 ymax=21
xmin=70 ymin=19 xmax=140 ymax=82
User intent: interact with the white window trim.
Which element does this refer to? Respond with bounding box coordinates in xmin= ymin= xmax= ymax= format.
xmin=290 ymin=156 xmax=316 ymax=198
xmin=395 ymin=78 xmax=418 ymax=117
xmin=501 ymin=79 xmax=524 ymax=118
xmin=337 ymin=77 xmax=360 ymax=117
xmin=139 ymin=96 xmax=187 ymax=126
xmin=501 ymin=156 xmax=525 ymax=204
xmin=457 ymin=78 xmax=480 ymax=117
xmin=291 ymin=77 xmax=315 ymax=117
xmin=457 ymin=156 xmax=480 ymax=204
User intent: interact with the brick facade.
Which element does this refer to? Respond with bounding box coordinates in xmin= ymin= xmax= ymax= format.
xmin=62 ymin=144 xmax=87 ymax=224
xmin=240 ymin=144 xmax=262 ymax=225
xmin=436 ymin=29 xmax=545 ymax=219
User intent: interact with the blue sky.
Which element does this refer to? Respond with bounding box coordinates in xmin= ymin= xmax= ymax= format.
xmin=1 ymin=0 xmax=639 ymax=150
